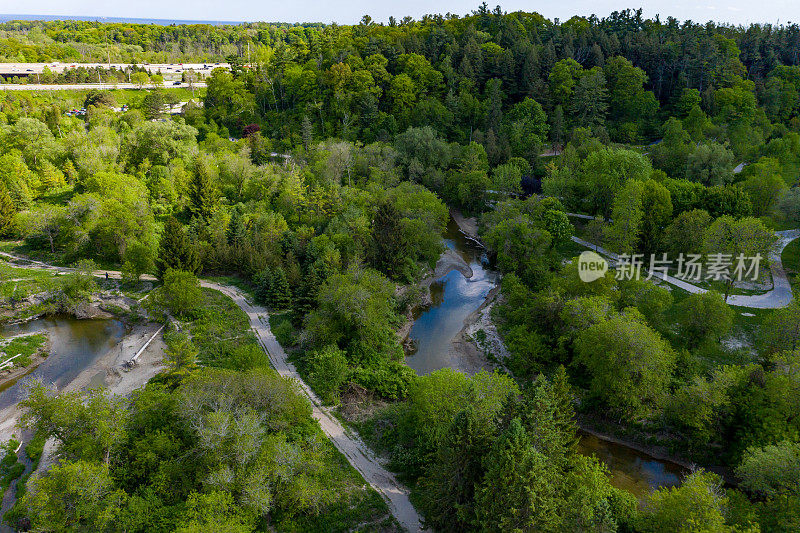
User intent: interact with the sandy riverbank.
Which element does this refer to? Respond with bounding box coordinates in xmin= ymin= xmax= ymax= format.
xmin=0 ymin=321 xmax=166 ymax=471
xmin=450 ymin=208 xmax=481 ymax=242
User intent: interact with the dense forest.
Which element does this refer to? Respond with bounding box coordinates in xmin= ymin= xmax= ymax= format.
xmin=0 ymin=4 xmax=799 ymax=532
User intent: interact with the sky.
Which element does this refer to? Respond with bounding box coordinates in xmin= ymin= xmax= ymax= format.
xmin=1 ymin=0 xmax=799 ymax=26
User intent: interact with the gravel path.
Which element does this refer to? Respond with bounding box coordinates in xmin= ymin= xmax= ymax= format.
xmin=201 ymin=282 xmax=422 ymax=532
xmin=569 ymin=229 xmax=800 ymax=309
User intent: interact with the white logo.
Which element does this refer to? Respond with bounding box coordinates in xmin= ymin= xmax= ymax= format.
xmin=578 ymin=251 xmax=608 ymax=282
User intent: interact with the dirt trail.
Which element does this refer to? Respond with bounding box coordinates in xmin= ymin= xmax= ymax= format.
xmin=201 ymin=281 xmax=422 ymax=532
xmin=0 ymin=253 xmax=422 ymax=532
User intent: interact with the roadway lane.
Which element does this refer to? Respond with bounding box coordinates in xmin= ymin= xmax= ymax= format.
xmin=0 ymin=82 xmax=206 ymax=91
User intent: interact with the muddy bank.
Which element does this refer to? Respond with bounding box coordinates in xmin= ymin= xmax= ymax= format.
xmin=450 ymin=208 xmax=481 ymax=243
xmin=449 ymin=284 xmax=508 ymax=375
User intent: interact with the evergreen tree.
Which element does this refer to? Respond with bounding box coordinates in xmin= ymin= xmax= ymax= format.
xmin=418 ymin=408 xmax=495 ymax=531
xmin=156 ymin=217 xmax=200 ymax=279
xmin=292 ymin=266 xmax=322 ymax=326
xmin=370 ymin=200 xmax=410 ymax=280
xmin=473 ymin=418 xmax=560 ymax=531
xmin=268 ymin=267 xmax=292 ymax=309
xmin=550 ymin=104 xmax=565 ymax=148
xmin=188 ymin=167 xmax=219 ymax=220
xmin=301 ymin=115 xmax=313 ymax=151
xmin=226 ymin=204 xmax=246 ymax=247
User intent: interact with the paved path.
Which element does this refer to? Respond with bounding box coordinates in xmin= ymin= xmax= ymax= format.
xmin=0 ymin=252 xmax=423 ymax=532
xmin=570 ymin=229 xmax=800 ymax=309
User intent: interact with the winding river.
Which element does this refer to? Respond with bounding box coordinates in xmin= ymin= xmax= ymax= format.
xmin=404 ymin=216 xmax=686 ymax=498
xmin=0 ymin=317 xmax=126 ymax=409
xmin=405 ymin=219 xmax=497 ymax=375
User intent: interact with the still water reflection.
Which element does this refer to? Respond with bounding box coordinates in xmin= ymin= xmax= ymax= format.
xmin=578 ymin=433 xmax=686 ymax=497
xmin=0 ymin=317 xmax=126 ymax=408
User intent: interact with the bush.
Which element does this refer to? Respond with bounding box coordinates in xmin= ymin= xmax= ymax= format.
xmin=308 ymin=344 xmax=350 ymax=404
xmin=350 ymin=361 xmax=416 ymax=401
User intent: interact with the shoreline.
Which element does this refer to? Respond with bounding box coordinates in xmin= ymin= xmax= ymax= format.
xmin=450 ymin=208 xmax=482 ymax=244
xmin=576 ymin=417 xmax=738 ymax=487
xmin=397 ymin=248 xmax=473 ymax=348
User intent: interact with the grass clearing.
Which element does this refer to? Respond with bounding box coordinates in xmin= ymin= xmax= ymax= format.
xmin=0 ymin=333 xmax=48 ymax=367
xmin=783 ymin=238 xmax=800 ymax=297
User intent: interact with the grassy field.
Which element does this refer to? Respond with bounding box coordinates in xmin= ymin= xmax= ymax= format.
xmin=0 ymin=333 xmax=47 ymax=367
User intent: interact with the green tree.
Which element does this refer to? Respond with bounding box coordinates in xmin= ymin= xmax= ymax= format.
xmin=742 ymin=169 xmax=787 ymax=216
xmin=131 ymin=71 xmax=149 ymax=89
xmin=21 ymin=461 xmax=126 ymax=532
xmin=473 ymin=418 xmax=560 ymax=531
xmin=703 ymin=216 xmax=776 ymax=300
xmin=18 ymin=204 xmax=65 ymax=253
xmin=156 ymin=217 xmax=200 ymax=279
xmin=0 ymin=182 xmax=17 ymax=237
xmin=188 ymin=162 xmax=220 ymax=220
xmin=677 ymin=291 xmax=734 ymax=348
xmin=20 ymin=382 xmax=127 ymax=465
xmin=121 ymin=240 xmax=153 ymax=284
xmin=159 ymin=269 xmax=202 ymax=317
xmin=576 ymin=312 xmax=676 ymax=419
xmin=637 ymin=471 xmax=741 ymax=532
xmin=370 ymin=200 xmax=411 ymax=280
xmin=604 ymin=179 xmax=644 ymax=254
xmin=664 ymin=209 xmax=712 ymax=257
xmin=762 ymin=300 xmax=800 ymax=354
xmin=736 ymin=440 xmax=800 ymax=498
xmin=571 ymin=68 xmax=608 ymax=128
xmin=686 ymin=142 xmax=735 ymax=186
xmin=308 ymin=344 xmax=349 ymax=404
xmin=141 ymin=90 xmax=165 ymax=119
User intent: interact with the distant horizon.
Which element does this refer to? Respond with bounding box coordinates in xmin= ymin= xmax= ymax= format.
xmin=0 ymin=13 xmax=245 ymax=25
xmin=0 ymin=3 xmax=797 ymax=28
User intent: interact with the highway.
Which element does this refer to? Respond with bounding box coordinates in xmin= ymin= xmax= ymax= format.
xmin=0 ymin=81 xmax=206 ymax=91
xmin=0 ymin=62 xmax=228 ymax=76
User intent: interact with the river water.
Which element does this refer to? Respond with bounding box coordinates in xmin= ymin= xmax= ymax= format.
xmin=0 ymin=317 xmax=126 ymax=409
xmin=404 ymin=216 xmax=686 ymax=497
xmin=405 ymin=219 xmax=497 ymax=375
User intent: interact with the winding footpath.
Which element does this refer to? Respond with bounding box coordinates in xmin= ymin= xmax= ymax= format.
xmin=566 ymin=217 xmax=800 ymax=309
xmin=0 ymin=252 xmax=423 ymax=532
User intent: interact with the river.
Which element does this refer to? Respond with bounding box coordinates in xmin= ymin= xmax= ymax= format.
xmin=405 ymin=218 xmax=497 ymax=375
xmin=0 ymin=316 xmax=126 ymax=409
xmin=404 ymin=215 xmax=685 ymax=497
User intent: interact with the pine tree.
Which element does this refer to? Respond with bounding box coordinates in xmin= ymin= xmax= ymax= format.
xmin=301 ymin=115 xmax=313 ymax=151
xmin=268 ymin=267 xmax=292 ymax=309
xmin=417 ymin=408 xmax=494 ymax=531
xmin=474 ymin=418 xmax=560 ymax=531
xmin=370 ymin=200 xmax=410 ymax=280
xmin=156 ymin=217 xmax=200 ymax=279
xmin=551 ymin=105 xmax=565 ymax=147
xmin=188 ymin=168 xmax=219 ymax=220
xmin=226 ymin=204 xmax=246 ymax=247
xmin=550 ymin=366 xmax=579 ymax=457
xmin=292 ymin=266 xmax=321 ymax=326
xmin=0 ymin=183 xmax=16 ymax=238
